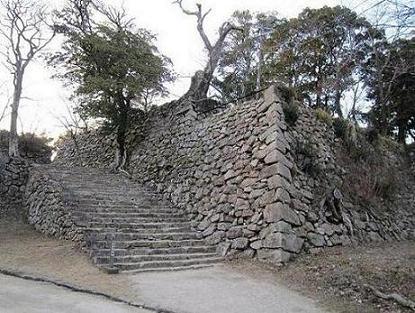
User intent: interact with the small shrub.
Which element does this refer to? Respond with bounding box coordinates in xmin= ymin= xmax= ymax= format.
xmin=376 ymin=135 xmax=403 ymax=153
xmin=282 ymin=101 xmax=299 ymax=126
xmin=296 ymin=139 xmax=318 ymax=158
xmin=375 ymin=174 xmax=397 ymax=200
xmin=333 ymin=118 xmax=348 ymax=139
xmin=0 ymin=130 xmax=52 ymax=163
xmin=348 ymin=143 xmax=373 ymax=162
xmin=295 ymin=138 xmax=321 ymax=177
xmin=315 ymin=108 xmax=333 ymax=126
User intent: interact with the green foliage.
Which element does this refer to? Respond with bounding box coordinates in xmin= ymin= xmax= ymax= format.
xmin=265 ymin=6 xmax=374 ymax=117
xmin=296 ymin=138 xmax=318 ymax=158
xmin=315 ymin=108 xmax=333 ymax=126
xmin=54 ymin=5 xmax=174 ymax=168
xmin=213 ymin=10 xmax=282 ymax=101
xmin=68 ymin=25 xmax=173 ymax=123
xmin=295 ymin=138 xmax=321 ymax=177
xmin=282 ymin=101 xmax=299 ymax=126
xmin=363 ymin=37 xmax=415 ymax=143
xmin=333 ymin=118 xmax=349 ymax=139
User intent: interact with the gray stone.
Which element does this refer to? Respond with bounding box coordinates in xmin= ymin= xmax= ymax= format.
xmin=275 ymin=188 xmax=290 ymax=203
xmin=307 ymin=233 xmax=326 ymax=247
xmin=267 ymin=175 xmax=289 ymax=190
xmin=231 ymin=237 xmax=249 ymax=250
xmin=263 ymin=233 xmax=304 ymax=253
xmin=263 ymin=203 xmax=301 ymax=226
xmin=226 ymin=227 xmax=243 ymax=239
xmin=250 ymin=240 xmax=263 ymax=250
xmin=224 ymin=170 xmax=237 ymax=181
xmin=257 ymin=248 xmax=292 ymax=263
xmin=202 ymin=224 xmax=216 ymax=237
xmin=197 ymin=220 xmax=211 ymax=231
xmin=206 ymin=231 xmax=225 ymax=245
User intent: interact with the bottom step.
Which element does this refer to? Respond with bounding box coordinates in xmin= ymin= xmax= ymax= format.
xmin=119 ymin=263 xmax=217 ymax=274
xmin=101 ymin=256 xmax=222 ymax=271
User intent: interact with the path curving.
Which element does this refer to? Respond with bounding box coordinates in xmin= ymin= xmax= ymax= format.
xmin=0 ymin=274 xmax=150 ymax=313
xmin=129 ymin=263 xmax=332 ymax=313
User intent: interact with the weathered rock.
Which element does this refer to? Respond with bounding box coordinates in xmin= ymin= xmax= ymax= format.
xmin=263 ymin=233 xmax=304 ymax=253
xmin=307 ymin=232 xmax=326 ymax=247
xmin=257 ymin=248 xmax=291 ymax=263
xmin=231 ymin=237 xmax=249 ymax=250
xmin=263 ymin=203 xmax=301 ymax=226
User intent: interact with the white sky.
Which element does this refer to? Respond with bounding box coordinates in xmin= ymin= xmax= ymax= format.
xmin=0 ymin=0 xmax=346 ymax=138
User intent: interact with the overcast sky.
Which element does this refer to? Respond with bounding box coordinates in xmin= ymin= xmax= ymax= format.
xmin=0 ymin=0 xmax=349 ymax=138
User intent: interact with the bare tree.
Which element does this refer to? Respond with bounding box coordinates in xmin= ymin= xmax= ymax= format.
xmin=0 ymin=103 xmax=8 ymax=123
xmin=0 ymin=0 xmax=55 ymax=157
xmin=352 ymin=0 xmax=414 ymax=38
xmin=0 ymin=84 xmax=10 ymax=123
xmin=54 ymin=0 xmax=93 ymax=35
xmin=173 ymin=0 xmax=240 ymax=106
xmin=54 ymin=101 xmax=88 ymax=165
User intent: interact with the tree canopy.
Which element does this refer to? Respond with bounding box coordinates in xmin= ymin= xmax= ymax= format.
xmin=54 ymin=1 xmax=174 ymax=169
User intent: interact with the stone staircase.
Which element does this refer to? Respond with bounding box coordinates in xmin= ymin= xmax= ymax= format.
xmin=44 ymin=166 xmax=222 ymax=273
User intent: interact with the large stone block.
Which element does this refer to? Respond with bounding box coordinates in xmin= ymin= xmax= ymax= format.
xmin=263 ymin=232 xmax=304 ymax=253
xmin=307 ymin=232 xmax=326 ymax=247
xmin=257 ymin=248 xmax=292 ymax=263
xmin=263 ymin=203 xmax=301 ymax=226
xmin=231 ymin=237 xmax=249 ymax=250
xmin=267 ymin=175 xmax=290 ymax=190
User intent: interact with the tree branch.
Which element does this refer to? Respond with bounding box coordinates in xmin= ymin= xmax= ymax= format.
xmin=173 ymin=0 xmax=212 ymax=51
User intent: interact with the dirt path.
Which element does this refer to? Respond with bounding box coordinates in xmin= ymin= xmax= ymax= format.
xmin=0 ymin=221 xmax=135 ymax=300
xmin=0 ymin=274 xmax=150 ymax=313
xmin=128 ymin=264 xmax=330 ymax=313
xmin=1 ymin=220 xmax=413 ymax=313
xmin=0 ymin=221 xmax=332 ymax=313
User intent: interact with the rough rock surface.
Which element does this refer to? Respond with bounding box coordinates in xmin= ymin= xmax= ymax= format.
xmin=24 ymin=165 xmax=221 ymax=272
xmin=0 ymin=156 xmax=30 ymax=219
xmin=52 ymin=85 xmax=415 ymax=263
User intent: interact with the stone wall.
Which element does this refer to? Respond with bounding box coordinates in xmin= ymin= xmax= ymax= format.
xmin=286 ymin=105 xmax=415 ymax=252
xmin=25 ymin=165 xmax=81 ymax=240
xmin=0 ymin=155 xmax=30 ymax=219
xmin=54 ymin=85 xmax=415 ymax=263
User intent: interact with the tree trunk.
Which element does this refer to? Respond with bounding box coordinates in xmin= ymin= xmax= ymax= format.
xmin=9 ymin=70 xmax=24 ymax=158
xmin=185 ymin=45 xmax=222 ymax=104
xmin=397 ymin=120 xmax=406 ymax=143
xmin=334 ymin=90 xmax=344 ymax=118
xmin=113 ymin=97 xmax=129 ymax=171
xmin=256 ymin=47 xmax=263 ymax=98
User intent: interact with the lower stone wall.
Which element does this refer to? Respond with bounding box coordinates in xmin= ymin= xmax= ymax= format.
xmin=53 ymin=85 xmax=415 ymax=263
xmin=0 ymin=156 xmax=30 ymax=219
xmin=25 ymin=165 xmax=81 ymax=240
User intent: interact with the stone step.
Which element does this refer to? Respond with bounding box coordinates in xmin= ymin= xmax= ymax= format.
xmin=94 ymin=252 xmax=218 ymax=265
xmin=51 ymin=176 xmax=130 ymax=185
xmin=71 ymin=208 xmax=181 ymax=214
xmin=83 ymin=226 xmax=197 ymax=234
xmin=91 ymin=245 xmax=217 ymax=257
xmin=110 ymin=256 xmax=222 ymax=271
xmin=65 ymin=198 xmax=166 ymax=206
xmin=78 ymin=221 xmax=192 ymax=230
xmin=89 ymin=231 xmax=201 ymax=241
xmin=36 ymin=165 xmax=222 ymax=272
xmin=93 ymin=239 xmax=209 ymax=249
xmin=120 ymin=264 xmax=215 ymax=273
xmin=76 ymin=216 xmax=189 ymax=223
xmin=72 ymin=212 xmax=186 ymax=219
xmin=64 ymin=190 xmax=157 ymax=197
